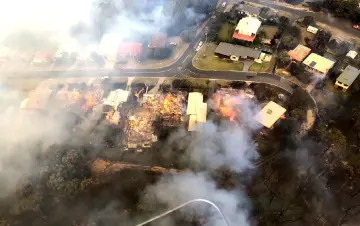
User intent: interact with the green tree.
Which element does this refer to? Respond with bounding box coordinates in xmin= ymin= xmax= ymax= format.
xmin=278 ymin=51 xmax=291 ymax=67
xmin=281 ymin=35 xmax=299 ymax=50
xmin=278 ymin=16 xmax=290 ymax=31
xmin=302 ymin=16 xmax=316 ymax=27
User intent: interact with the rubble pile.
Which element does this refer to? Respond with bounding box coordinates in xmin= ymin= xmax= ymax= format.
xmin=123 ymin=108 xmax=158 ymax=151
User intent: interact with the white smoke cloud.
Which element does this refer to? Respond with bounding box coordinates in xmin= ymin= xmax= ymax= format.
xmin=141 ymin=94 xmax=261 ymax=225
xmin=145 ymin=172 xmax=251 ymax=226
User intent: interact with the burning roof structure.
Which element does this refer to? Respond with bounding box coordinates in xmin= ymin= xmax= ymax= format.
xmin=211 ymin=88 xmax=256 ymax=122
xmin=158 ymin=92 xmax=186 ymax=126
xmin=140 ymin=92 xmax=187 ymax=127
xmin=23 ymin=79 xmax=104 ymax=113
xmin=212 ymin=89 xmax=244 ymax=121
xmin=123 ymin=108 xmax=158 ymax=151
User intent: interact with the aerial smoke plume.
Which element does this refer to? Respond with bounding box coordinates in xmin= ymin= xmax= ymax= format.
xmin=141 ymin=95 xmax=261 ymax=226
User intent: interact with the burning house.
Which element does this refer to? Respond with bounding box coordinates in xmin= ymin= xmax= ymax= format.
xmin=122 ymin=108 xmax=158 ymax=151
xmin=212 ymin=89 xmax=244 ymax=121
xmin=158 ymin=92 xmax=186 ymax=127
xmin=23 ymin=79 xmax=105 ymax=114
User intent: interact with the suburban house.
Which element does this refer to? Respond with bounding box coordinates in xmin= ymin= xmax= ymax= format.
xmin=334 ymin=65 xmax=360 ymax=92
xmin=346 ymin=50 xmax=358 ymax=59
xmin=233 ymin=16 xmax=262 ymax=42
xmin=117 ymin=42 xmax=143 ymax=62
xmin=148 ymin=33 xmax=168 ymax=49
xmin=302 ymin=53 xmax=336 ymax=76
xmin=187 ymin=92 xmax=207 ymax=132
xmin=288 ymin=44 xmax=311 ymax=62
xmin=307 ymin=26 xmax=319 ymax=34
xmin=215 ymin=42 xmax=261 ymax=61
xmin=255 ymin=101 xmax=286 ymax=129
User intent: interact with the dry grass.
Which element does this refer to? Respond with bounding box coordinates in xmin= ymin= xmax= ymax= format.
xmin=192 ymin=43 xmax=244 ymax=71
xmin=261 ymin=25 xmax=279 ymax=39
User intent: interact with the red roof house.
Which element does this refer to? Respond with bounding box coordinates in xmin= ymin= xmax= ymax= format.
xmin=118 ymin=42 xmax=143 ymax=57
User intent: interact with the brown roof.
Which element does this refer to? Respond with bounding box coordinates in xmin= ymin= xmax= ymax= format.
xmin=288 ymin=44 xmax=311 ymax=62
xmin=148 ymin=33 xmax=168 ymax=48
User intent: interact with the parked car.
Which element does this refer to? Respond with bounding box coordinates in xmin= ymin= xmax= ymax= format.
xmin=353 ymin=24 xmax=360 ymax=30
xmin=196 ymin=41 xmax=204 ymax=52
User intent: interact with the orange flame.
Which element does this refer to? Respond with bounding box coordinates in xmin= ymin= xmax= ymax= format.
xmin=213 ymin=91 xmax=240 ymax=121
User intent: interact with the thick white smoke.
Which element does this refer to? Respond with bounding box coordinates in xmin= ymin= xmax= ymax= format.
xmin=142 ymin=94 xmax=261 ymax=226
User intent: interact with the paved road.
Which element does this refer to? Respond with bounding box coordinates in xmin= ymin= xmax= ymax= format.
xmin=250 ymin=0 xmax=359 ymax=36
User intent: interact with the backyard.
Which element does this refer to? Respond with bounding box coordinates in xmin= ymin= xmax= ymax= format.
xmin=295 ymin=24 xmax=315 ymax=45
xmin=192 ymin=43 xmax=244 ymax=71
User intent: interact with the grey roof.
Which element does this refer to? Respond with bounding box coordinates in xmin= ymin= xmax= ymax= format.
xmin=238 ymin=5 xmax=261 ymax=15
xmin=336 ymin=65 xmax=360 ymax=86
xmin=215 ymin=42 xmax=261 ymax=59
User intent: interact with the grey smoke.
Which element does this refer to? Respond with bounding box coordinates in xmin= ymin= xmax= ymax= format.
xmin=142 ymin=94 xmax=261 ymax=225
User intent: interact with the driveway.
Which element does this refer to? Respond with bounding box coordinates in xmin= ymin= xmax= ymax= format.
xmin=242 ymin=60 xmax=253 ymax=72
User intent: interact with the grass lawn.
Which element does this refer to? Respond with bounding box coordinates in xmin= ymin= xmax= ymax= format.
xmin=249 ymin=62 xmax=271 ymax=72
xmin=218 ymin=22 xmax=236 ymax=42
xmin=261 ymin=25 xmax=279 ymax=39
xmin=295 ymin=24 xmax=314 ymax=45
xmin=193 ymin=43 xmax=244 ymax=71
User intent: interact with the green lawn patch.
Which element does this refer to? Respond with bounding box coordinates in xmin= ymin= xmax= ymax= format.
xmin=218 ymin=22 xmax=236 ymax=42
xmin=249 ymin=62 xmax=271 ymax=72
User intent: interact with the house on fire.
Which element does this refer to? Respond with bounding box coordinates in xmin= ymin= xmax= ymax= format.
xmin=302 ymin=53 xmax=336 ymax=76
xmin=215 ymin=42 xmax=261 ymax=61
xmin=335 ymin=65 xmax=360 ymax=92
xmin=255 ymin=101 xmax=286 ymax=129
xmin=233 ymin=16 xmax=262 ymax=42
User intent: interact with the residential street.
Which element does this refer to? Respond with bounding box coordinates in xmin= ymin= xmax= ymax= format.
xmin=3 ymin=0 xmax=358 ymax=96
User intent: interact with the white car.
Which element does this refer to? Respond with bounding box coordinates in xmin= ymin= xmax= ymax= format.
xmin=222 ymin=2 xmax=226 ymax=7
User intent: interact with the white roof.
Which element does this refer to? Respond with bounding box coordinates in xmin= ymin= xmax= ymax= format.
xmin=255 ymin=101 xmax=286 ymax=128
xmin=307 ymin=26 xmax=318 ymax=34
xmin=235 ymin=17 xmax=262 ymax=36
xmin=336 ymin=65 xmax=360 ymax=87
xmin=303 ymin=53 xmax=336 ymax=74
xmin=347 ymin=50 xmax=358 ymax=59
xmin=187 ymin=92 xmax=203 ymax=115
xmin=188 ymin=103 xmax=207 ymax=132
xmin=103 ymin=89 xmax=129 ymax=109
